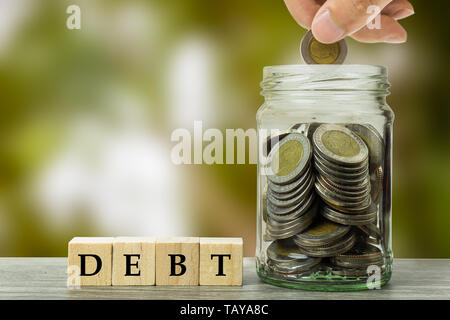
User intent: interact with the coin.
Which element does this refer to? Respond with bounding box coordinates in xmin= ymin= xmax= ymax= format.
xmin=268 ymin=165 xmax=312 ymax=195
xmin=314 ymin=150 xmax=368 ymax=174
xmin=357 ymin=223 xmax=382 ymax=239
xmin=266 ymin=238 xmax=307 ymax=263
xmin=345 ymin=123 xmax=385 ymax=202
xmin=316 ymin=174 xmax=371 ymax=198
xmin=268 ymin=174 xmax=314 ymax=208
xmin=294 ymin=217 xmax=350 ymax=247
xmin=263 ymin=132 xmax=290 ymax=157
xmin=297 ymin=232 xmax=356 ymax=258
xmin=332 ymin=242 xmax=383 ymax=268
xmin=313 ymin=124 xmax=369 ymax=167
xmin=300 ymin=30 xmax=347 ymax=65
xmin=267 ymin=193 xmax=316 ymax=222
xmin=266 ymin=133 xmax=312 ymax=185
xmin=321 ymin=206 xmax=376 ymax=226
xmin=268 ymin=258 xmax=322 ymax=274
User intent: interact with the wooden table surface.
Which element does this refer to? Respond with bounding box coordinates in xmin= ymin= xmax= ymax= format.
xmin=0 ymin=258 xmax=449 ymax=300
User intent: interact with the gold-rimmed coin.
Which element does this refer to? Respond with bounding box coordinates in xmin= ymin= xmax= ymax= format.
xmin=300 ymin=30 xmax=347 ymax=65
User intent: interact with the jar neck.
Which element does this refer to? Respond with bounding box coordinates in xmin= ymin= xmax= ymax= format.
xmin=260 ymin=65 xmax=390 ymax=104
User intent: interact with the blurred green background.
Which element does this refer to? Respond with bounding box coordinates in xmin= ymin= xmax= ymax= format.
xmin=0 ymin=0 xmax=449 ymax=258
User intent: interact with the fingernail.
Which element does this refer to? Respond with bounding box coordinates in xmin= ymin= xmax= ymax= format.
xmin=311 ymin=9 xmax=345 ymax=43
xmin=384 ymin=35 xmax=407 ymax=44
xmin=392 ymin=8 xmax=414 ymax=20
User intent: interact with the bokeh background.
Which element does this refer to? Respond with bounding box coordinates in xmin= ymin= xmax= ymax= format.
xmin=0 ymin=0 xmax=449 ymax=258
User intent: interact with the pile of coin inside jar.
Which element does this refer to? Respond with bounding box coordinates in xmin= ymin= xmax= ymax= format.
xmin=263 ymin=121 xmax=385 ymax=277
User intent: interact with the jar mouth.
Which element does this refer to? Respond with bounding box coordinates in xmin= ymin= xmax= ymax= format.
xmin=261 ymin=64 xmax=389 ymax=96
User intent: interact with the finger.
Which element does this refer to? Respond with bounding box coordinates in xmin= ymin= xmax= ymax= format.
xmin=382 ymin=0 xmax=414 ymax=20
xmin=284 ymin=0 xmax=325 ymax=29
xmin=350 ymin=14 xmax=407 ymax=43
xmin=311 ymin=0 xmax=393 ymax=43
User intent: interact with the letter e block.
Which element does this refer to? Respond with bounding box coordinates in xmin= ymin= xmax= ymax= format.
xmin=112 ymin=237 xmax=156 ymax=286
xmin=67 ymin=237 xmax=114 ymax=286
xmin=155 ymin=237 xmax=199 ymax=286
xmin=199 ymin=237 xmax=243 ymax=286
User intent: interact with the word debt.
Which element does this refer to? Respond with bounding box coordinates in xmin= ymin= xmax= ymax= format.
xmin=67 ymin=237 xmax=243 ymax=286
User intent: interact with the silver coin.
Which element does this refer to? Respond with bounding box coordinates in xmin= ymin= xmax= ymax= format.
xmin=314 ymin=159 xmax=369 ymax=186
xmin=268 ymin=257 xmax=322 ymax=274
xmin=316 ymin=174 xmax=371 ymax=199
xmin=322 ymin=204 xmax=377 ymax=219
xmin=266 ymin=213 xmax=315 ymax=239
xmin=314 ymin=150 xmax=369 ymax=174
xmin=331 ymin=267 xmax=371 ymax=277
xmin=262 ymin=131 xmax=290 ymax=158
xmin=345 ymin=123 xmax=384 ymax=171
xmin=268 ymin=174 xmax=314 ymax=208
xmin=332 ymin=243 xmax=383 ymax=268
xmin=297 ymin=232 xmax=356 ymax=258
xmin=313 ymin=124 xmax=369 ymax=167
xmin=300 ymin=30 xmax=347 ymax=65
xmin=266 ymin=238 xmax=307 ymax=263
xmin=315 ymin=181 xmax=372 ymax=208
xmin=357 ymin=223 xmax=382 ymax=239
xmin=316 ymin=179 xmax=370 ymax=203
xmin=266 ymin=133 xmax=312 ymax=185
xmin=318 ymin=173 xmax=371 ymax=193
xmin=314 ymin=153 xmax=369 ymax=180
xmin=268 ymin=164 xmax=312 ymax=195
xmin=321 ymin=209 xmax=376 ymax=226
xmin=267 ymin=194 xmax=317 ymax=223
xmin=267 ymin=190 xmax=315 ymax=217
xmin=345 ymin=123 xmax=385 ymax=202
xmin=294 ymin=217 xmax=350 ymax=247
xmin=320 ymin=194 xmax=372 ymax=214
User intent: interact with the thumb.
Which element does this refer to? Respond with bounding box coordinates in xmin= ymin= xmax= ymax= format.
xmin=311 ymin=0 xmax=393 ymax=43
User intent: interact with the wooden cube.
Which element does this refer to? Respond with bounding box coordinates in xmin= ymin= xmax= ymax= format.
xmin=67 ymin=237 xmax=114 ymax=286
xmin=199 ymin=237 xmax=243 ymax=286
xmin=112 ymin=237 xmax=156 ymax=286
xmin=155 ymin=237 xmax=199 ymax=286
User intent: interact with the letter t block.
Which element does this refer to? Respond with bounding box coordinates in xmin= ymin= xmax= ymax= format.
xmin=155 ymin=237 xmax=199 ymax=286
xmin=67 ymin=237 xmax=114 ymax=286
xmin=199 ymin=237 xmax=243 ymax=286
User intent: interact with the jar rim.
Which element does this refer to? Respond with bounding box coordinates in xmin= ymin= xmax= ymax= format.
xmin=261 ymin=64 xmax=389 ymax=95
xmin=263 ymin=64 xmax=387 ymax=77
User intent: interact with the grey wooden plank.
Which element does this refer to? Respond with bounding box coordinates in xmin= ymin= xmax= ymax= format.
xmin=0 ymin=258 xmax=449 ymax=300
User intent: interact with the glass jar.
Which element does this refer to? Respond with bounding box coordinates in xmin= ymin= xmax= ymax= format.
xmin=256 ymin=65 xmax=394 ymax=291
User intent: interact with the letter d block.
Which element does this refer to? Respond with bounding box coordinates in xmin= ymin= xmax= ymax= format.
xmin=67 ymin=237 xmax=114 ymax=286
xmin=199 ymin=238 xmax=243 ymax=286
xmin=112 ymin=237 xmax=156 ymax=286
xmin=156 ymin=237 xmax=199 ymax=286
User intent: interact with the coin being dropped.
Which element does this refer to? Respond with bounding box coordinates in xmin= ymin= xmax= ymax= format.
xmin=300 ymin=30 xmax=347 ymax=64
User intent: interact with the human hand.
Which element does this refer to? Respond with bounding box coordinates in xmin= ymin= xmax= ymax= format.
xmin=284 ymin=0 xmax=414 ymax=43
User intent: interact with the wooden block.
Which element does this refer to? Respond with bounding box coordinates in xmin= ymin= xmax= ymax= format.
xmin=199 ymin=237 xmax=243 ymax=286
xmin=155 ymin=237 xmax=199 ymax=286
xmin=112 ymin=237 xmax=156 ymax=286
xmin=67 ymin=237 xmax=114 ymax=286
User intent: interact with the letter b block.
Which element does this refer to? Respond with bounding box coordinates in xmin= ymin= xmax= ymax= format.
xmin=68 ymin=237 xmax=114 ymax=286
xmin=199 ymin=238 xmax=243 ymax=286
xmin=156 ymin=237 xmax=199 ymax=285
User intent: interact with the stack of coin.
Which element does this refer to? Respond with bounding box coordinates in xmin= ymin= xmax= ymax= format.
xmin=293 ymin=218 xmax=356 ymax=257
xmin=331 ymin=242 xmax=384 ymax=277
xmin=266 ymin=238 xmax=322 ymax=274
xmin=312 ymin=124 xmax=374 ymax=221
xmin=264 ymin=132 xmax=317 ymax=240
xmin=345 ymin=123 xmax=385 ymax=204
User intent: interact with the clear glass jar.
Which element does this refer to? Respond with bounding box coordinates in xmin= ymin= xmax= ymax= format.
xmin=256 ymin=65 xmax=394 ymax=291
